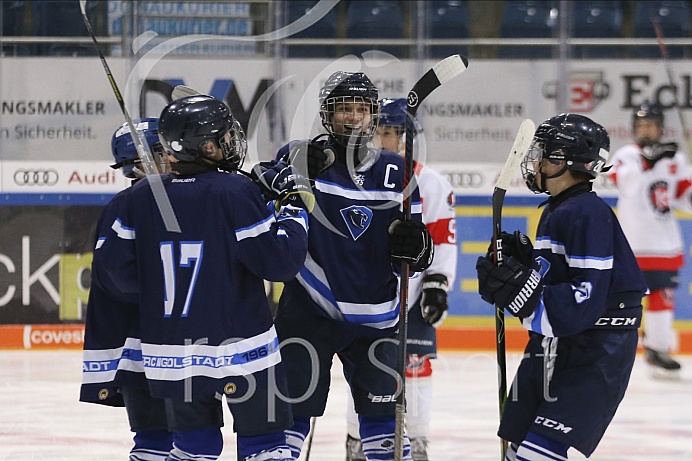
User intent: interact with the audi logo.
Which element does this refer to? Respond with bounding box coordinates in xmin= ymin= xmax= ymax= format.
xmin=445 ymin=171 xmax=484 ymax=188
xmin=13 ymin=169 xmax=59 ymax=186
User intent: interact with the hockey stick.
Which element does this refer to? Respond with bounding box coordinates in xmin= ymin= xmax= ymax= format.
xmin=395 ymin=54 xmax=468 ymax=461
xmin=171 ymin=84 xmax=206 ymax=100
xmin=78 ymin=0 xmax=181 ymax=233
xmin=492 ymin=118 xmax=535 ymax=460
xmin=653 ymin=20 xmax=692 ymax=163
xmin=304 ymin=416 xmax=316 ymax=460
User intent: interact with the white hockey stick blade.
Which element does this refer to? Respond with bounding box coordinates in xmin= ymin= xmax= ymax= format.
xmin=432 ymin=54 xmax=469 ymax=85
xmin=171 ymin=85 xmax=203 ymax=100
xmin=495 ymin=119 xmax=535 ymax=192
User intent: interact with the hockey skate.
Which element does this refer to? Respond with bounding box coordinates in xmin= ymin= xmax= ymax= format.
xmin=645 ymin=347 xmax=681 ymax=379
xmin=409 ymin=437 xmax=429 ymax=461
xmin=345 ymin=434 xmax=366 ymax=461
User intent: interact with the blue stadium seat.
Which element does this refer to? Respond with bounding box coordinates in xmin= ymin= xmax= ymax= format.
xmin=426 ymin=1 xmax=469 ymax=59
xmin=571 ymin=1 xmax=623 ymax=58
xmin=1 ymin=1 xmax=32 ymax=55
xmin=632 ymin=1 xmax=691 ymax=58
xmin=347 ymin=0 xmax=405 ymax=57
xmin=2 ymin=1 xmax=25 ymax=35
xmin=32 ymin=1 xmax=102 ymax=56
xmin=499 ymin=1 xmax=557 ymax=59
xmin=286 ymin=1 xmax=338 ymax=58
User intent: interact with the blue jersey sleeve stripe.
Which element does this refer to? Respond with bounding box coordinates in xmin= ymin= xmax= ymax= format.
xmin=235 ymin=215 xmax=275 ymax=241
xmin=111 ymin=218 xmax=135 ymax=240
xmin=535 ymin=237 xmax=614 ymax=270
xmin=315 ymin=180 xmax=403 ymax=202
xmin=95 ymin=237 xmax=106 ymax=250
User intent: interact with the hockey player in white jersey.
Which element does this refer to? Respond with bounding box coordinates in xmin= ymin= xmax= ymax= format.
xmin=344 ymin=98 xmax=457 ymax=461
xmin=608 ymin=101 xmax=692 ymax=376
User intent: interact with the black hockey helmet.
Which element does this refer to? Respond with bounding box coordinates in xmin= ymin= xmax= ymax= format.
xmin=632 ymin=101 xmax=664 ymax=146
xmin=632 ymin=101 xmax=664 ymax=129
xmin=522 ymin=113 xmax=610 ymax=193
xmin=158 ymin=95 xmax=246 ymax=170
xmin=318 ymin=71 xmax=380 ymax=147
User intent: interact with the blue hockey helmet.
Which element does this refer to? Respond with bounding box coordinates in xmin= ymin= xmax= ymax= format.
xmin=522 ymin=113 xmax=610 ymax=193
xmin=110 ymin=118 xmax=162 ymax=178
xmin=379 ymin=98 xmax=422 ymax=134
xmin=318 ymin=71 xmax=380 ymax=148
xmin=158 ymin=95 xmax=246 ymax=170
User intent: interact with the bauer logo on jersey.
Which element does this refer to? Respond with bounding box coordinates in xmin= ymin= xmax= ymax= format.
xmin=340 ymin=205 xmax=373 ymax=240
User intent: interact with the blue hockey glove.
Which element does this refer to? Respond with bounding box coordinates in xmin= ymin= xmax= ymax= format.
xmin=487 ymin=230 xmax=534 ymax=267
xmin=284 ymin=141 xmax=336 ymax=181
xmin=476 ymin=255 xmax=543 ymax=318
xmin=419 ymin=274 xmax=449 ymax=327
xmin=250 ymin=160 xmax=315 ymax=212
xmin=388 ymin=219 xmax=434 ymax=272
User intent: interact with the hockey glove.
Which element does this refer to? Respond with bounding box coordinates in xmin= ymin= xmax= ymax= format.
xmin=284 ymin=140 xmax=336 ymax=181
xmin=486 ymin=230 xmax=534 ymax=267
xmin=250 ymin=160 xmax=315 ymax=212
xmin=642 ymin=142 xmax=678 ymax=169
xmin=388 ymin=219 xmax=434 ymax=272
xmin=476 ymin=255 xmax=543 ymax=319
xmin=419 ymin=274 xmax=449 ymax=327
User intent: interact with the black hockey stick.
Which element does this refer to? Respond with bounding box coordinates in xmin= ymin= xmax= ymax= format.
xmin=395 ymin=54 xmax=468 ymax=461
xmin=78 ymin=0 xmax=181 ymax=232
xmin=653 ymin=20 xmax=692 ymax=163
xmin=491 ymin=119 xmax=534 ymax=460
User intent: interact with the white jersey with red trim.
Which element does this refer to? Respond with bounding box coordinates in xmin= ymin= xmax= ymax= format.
xmin=408 ymin=162 xmax=457 ymax=303
xmin=608 ymin=143 xmax=692 ymax=271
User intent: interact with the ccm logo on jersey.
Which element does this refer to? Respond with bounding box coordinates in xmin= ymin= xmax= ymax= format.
xmin=508 ymin=270 xmax=541 ymax=315
xmin=534 ymin=416 xmax=573 ymax=434
xmin=594 ymin=317 xmax=638 ymax=327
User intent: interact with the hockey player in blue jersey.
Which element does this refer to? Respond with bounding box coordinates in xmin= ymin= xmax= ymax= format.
xmin=476 ymin=114 xmax=648 ymax=460
xmin=274 ymin=72 xmax=433 ymax=461
xmin=81 ymin=118 xmax=175 ymax=459
xmin=85 ymin=95 xmax=312 ymax=461
xmin=345 ymin=98 xmax=458 ymax=461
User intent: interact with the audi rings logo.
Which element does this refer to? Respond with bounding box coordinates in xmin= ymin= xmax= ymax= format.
xmin=14 ymin=169 xmax=59 ymax=186
xmin=446 ymin=171 xmax=484 ymax=188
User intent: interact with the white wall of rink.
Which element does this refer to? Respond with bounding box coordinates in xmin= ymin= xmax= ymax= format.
xmin=0 ymin=350 xmax=690 ymax=460
xmin=0 ymin=57 xmax=690 ymax=195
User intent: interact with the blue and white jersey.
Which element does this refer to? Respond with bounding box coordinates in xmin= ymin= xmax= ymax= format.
xmin=277 ymin=140 xmax=423 ymax=332
xmin=80 ymin=186 xmax=145 ymax=406
xmin=523 ymin=185 xmax=647 ymax=337
xmin=82 ymin=170 xmax=308 ymax=399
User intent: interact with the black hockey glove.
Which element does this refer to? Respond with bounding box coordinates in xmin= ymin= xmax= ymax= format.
xmin=388 ymin=219 xmax=434 ymax=272
xmin=284 ymin=141 xmax=336 ymax=181
xmin=642 ymin=142 xmax=678 ymax=168
xmin=486 ymin=230 xmax=534 ymax=267
xmin=476 ymin=255 xmax=543 ymax=319
xmin=250 ymin=160 xmax=315 ymax=212
xmin=419 ymin=274 xmax=449 ymax=327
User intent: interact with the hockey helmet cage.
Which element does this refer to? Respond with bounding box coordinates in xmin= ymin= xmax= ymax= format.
xmin=110 ymin=118 xmax=163 ymax=178
xmin=158 ymin=95 xmax=247 ymax=170
xmin=523 ymin=113 xmax=610 ymax=192
xmin=318 ymin=71 xmax=380 ymax=147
